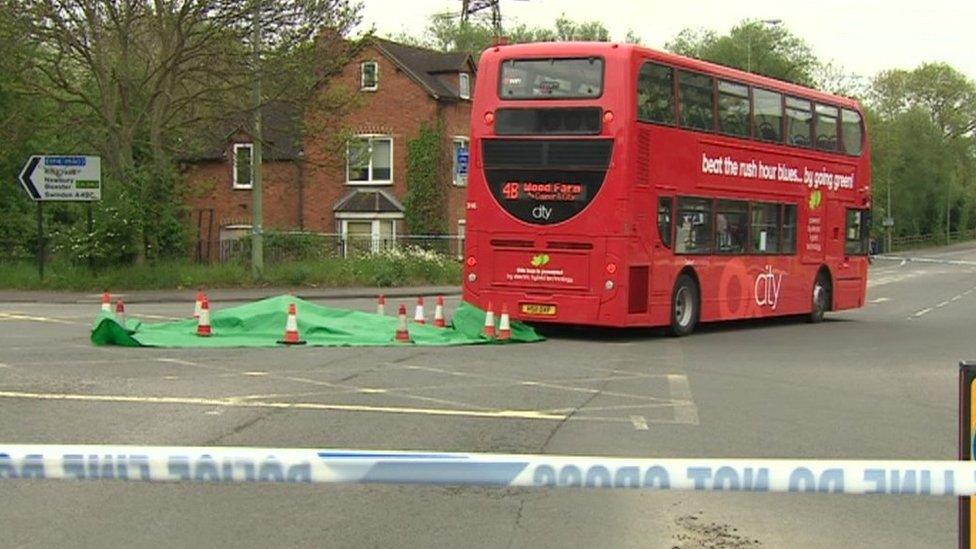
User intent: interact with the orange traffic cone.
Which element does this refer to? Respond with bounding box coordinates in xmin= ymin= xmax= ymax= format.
xmin=498 ymin=304 xmax=511 ymax=341
xmin=193 ymin=289 xmax=205 ymax=319
xmin=395 ymin=304 xmax=412 ymax=343
xmin=278 ymin=303 xmax=306 ymax=345
xmin=483 ymin=301 xmax=496 ymax=338
xmin=413 ymin=296 xmax=426 ymax=324
xmin=115 ymin=299 xmax=126 ymax=326
xmin=196 ymin=297 xmax=212 ymax=337
xmin=376 ymin=294 xmax=386 ymax=316
xmin=433 ymin=296 xmax=446 ymax=328
xmin=100 ymin=291 xmax=111 ymax=313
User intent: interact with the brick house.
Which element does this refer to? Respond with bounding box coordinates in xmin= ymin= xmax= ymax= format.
xmin=182 ymin=38 xmax=476 ymax=260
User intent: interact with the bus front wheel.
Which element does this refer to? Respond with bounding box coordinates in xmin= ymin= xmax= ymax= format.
xmin=669 ymin=274 xmax=699 ymax=337
xmin=809 ymin=272 xmax=830 ymax=323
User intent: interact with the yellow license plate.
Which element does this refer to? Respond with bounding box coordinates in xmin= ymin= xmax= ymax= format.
xmin=521 ymin=304 xmax=557 ymax=316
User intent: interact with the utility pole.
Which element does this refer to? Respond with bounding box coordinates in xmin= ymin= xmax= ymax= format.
xmin=747 ymin=19 xmax=782 ymax=73
xmin=946 ymin=179 xmax=952 ymax=244
xmin=251 ymin=0 xmax=264 ymax=278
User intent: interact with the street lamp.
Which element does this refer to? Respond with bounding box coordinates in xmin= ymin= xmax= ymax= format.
xmin=747 ymin=19 xmax=782 ymax=73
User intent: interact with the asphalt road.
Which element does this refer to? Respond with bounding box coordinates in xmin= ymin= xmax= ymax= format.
xmin=1 ymin=244 xmax=975 ymax=548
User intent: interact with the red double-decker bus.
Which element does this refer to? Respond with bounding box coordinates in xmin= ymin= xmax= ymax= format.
xmin=463 ymin=42 xmax=871 ymax=335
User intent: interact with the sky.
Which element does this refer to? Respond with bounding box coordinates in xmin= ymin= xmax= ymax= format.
xmin=358 ymin=0 xmax=976 ymax=81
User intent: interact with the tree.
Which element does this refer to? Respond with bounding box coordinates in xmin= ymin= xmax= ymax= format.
xmin=871 ymin=63 xmax=976 ymax=139
xmin=13 ymin=0 xmax=364 ymax=261
xmin=665 ymin=20 xmax=820 ymax=86
xmin=397 ymin=13 xmax=612 ymax=58
xmin=868 ymin=63 xmax=976 ymax=240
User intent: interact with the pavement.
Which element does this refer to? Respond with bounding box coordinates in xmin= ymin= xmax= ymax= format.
xmin=1 ymin=243 xmax=975 ymax=548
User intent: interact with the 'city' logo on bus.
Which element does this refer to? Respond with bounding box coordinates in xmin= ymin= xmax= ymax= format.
xmin=755 ymin=265 xmax=784 ymax=310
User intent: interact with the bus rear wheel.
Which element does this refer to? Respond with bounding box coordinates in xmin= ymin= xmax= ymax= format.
xmin=809 ymin=272 xmax=830 ymax=323
xmin=669 ymin=274 xmax=699 ymax=337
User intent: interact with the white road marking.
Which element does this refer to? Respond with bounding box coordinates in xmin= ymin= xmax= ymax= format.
xmin=630 ymin=415 xmax=649 ymax=431
xmin=242 ymin=371 xmax=268 ymax=377
xmin=912 ymin=307 xmax=934 ymax=318
xmin=0 ymin=312 xmax=78 ymax=325
xmin=0 ymin=363 xmax=9 ymax=369
xmin=936 ymin=301 xmax=951 ymax=308
xmin=0 ymin=389 xmax=572 ymax=422
xmin=667 ymin=374 xmax=700 ymax=425
xmin=868 ymin=297 xmax=891 ymax=304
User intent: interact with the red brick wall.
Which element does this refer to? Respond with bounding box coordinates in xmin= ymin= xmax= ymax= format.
xmin=183 ymin=43 xmax=472 ymax=245
xmin=182 ymin=145 xmax=302 ymax=258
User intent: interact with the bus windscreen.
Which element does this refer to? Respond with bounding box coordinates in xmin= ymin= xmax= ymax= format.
xmin=499 ymin=58 xmax=603 ymax=99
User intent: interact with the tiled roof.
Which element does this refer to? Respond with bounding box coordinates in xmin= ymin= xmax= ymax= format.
xmin=373 ymin=38 xmax=475 ymax=100
xmin=182 ymin=101 xmax=302 ymax=162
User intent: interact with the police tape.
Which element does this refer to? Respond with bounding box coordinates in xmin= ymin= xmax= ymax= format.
xmin=1 ymin=445 xmax=973 ymax=495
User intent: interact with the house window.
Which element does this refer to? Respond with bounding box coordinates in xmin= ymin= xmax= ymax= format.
xmin=347 ymin=136 xmax=393 ymax=184
xmin=459 ymin=73 xmax=471 ymax=99
xmin=456 ymin=219 xmax=466 ymax=260
xmin=340 ymin=218 xmax=398 ymax=256
xmin=361 ymin=61 xmax=378 ymax=91
xmin=233 ymin=143 xmax=253 ymax=189
xmin=452 ymin=137 xmax=469 ymax=186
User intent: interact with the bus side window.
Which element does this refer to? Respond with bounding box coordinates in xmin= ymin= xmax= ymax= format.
xmin=638 ymin=63 xmax=675 ymax=125
xmin=815 ymin=104 xmax=840 ymax=152
xmin=781 ymin=204 xmax=797 ymax=253
xmin=841 ymin=109 xmax=863 ymax=156
xmin=677 ymin=71 xmax=715 ymax=131
xmin=751 ymin=202 xmax=780 ymax=253
xmin=718 ymin=81 xmax=749 ymax=137
xmin=845 ymin=209 xmax=870 ymax=255
xmin=785 ymin=97 xmax=813 ymax=148
xmin=752 ymin=88 xmax=783 ymax=142
xmin=716 ymin=200 xmax=748 ymax=253
xmin=675 ymin=197 xmax=713 ymax=254
xmin=657 ymin=197 xmax=673 ymax=248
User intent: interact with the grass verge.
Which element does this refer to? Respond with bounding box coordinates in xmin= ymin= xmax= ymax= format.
xmin=0 ymin=256 xmax=461 ymax=291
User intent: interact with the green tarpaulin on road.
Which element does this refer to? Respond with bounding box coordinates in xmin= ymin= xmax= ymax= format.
xmin=90 ymin=295 xmax=544 ymax=348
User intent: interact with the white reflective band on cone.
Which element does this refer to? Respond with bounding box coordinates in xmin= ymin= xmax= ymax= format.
xmin=0 ymin=445 xmax=974 ymax=495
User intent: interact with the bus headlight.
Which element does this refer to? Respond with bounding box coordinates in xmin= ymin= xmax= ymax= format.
xmin=605 ymin=279 xmax=614 ymax=291
xmin=468 ymin=273 xmax=477 ymax=283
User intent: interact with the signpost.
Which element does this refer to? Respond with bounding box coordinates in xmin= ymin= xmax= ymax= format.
xmin=960 ymin=362 xmax=976 ymax=548
xmin=17 ymin=155 xmax=102 ymax=280
xmin=456 ymin=148 xmax=469 ymax=185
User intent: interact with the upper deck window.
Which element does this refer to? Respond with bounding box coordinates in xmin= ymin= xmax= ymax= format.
xmin=499 ymin=57 xmax=603 ymax=99
xmin=815 ymin=104 xmax=840 ymax=152
xmin=637 ymin=62 xmax=675 ymax=125
xmin=841 ymin=109 xmax=863 ymax=156
xmin=785 ymin=97 xmax=813 ymax=147
xmin=678 ymin=71 xmax=714 ymax=131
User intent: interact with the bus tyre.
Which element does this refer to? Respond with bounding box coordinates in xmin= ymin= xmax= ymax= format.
xmin=809 ymin=273 xmax=830 ymax=324
xmin=669 ymin=274 xmax=699 ymax=337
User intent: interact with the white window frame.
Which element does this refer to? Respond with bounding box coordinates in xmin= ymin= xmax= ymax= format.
xmin=338 ymin=216 xmax=401 ymax=256
xmin=452 ymin=136 xmax=469 ymax=187
xmin=459 ymin=72 xmax=471 ymax=100
xmin=346 ymin=135 xmax=393 ymax=186
xmin=232 ymin=143 xmax=253 ymax=189
xmin=456 ymin=219 xmax=466 ymax=260
xmin=361 ymin=61 xmax=379 ymax=91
